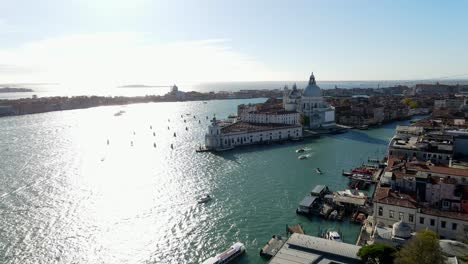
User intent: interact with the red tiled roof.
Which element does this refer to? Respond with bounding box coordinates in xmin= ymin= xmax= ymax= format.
xmin=420 ymin=208 xmax=468 ymax=221
xmin=386 ymin=156 xmax=468 ymax=177
xmin=373 ymin=185 xmax=418 ymax=209
xmin=221 ymin=121 xmax=301 ymax=134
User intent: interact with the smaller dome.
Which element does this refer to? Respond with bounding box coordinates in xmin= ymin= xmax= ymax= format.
xmin=288 ymin=83 xmax=301 ymax=99
xmin=392 ymin=220 xmax=412 ymax=239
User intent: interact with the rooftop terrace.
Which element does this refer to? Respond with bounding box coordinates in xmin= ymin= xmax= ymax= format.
xmin=221 ymin=121 xmax=301 ymax=134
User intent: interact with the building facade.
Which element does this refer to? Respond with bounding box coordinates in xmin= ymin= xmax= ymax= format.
xmin=205 ymin=118 xmax=302 ymax=150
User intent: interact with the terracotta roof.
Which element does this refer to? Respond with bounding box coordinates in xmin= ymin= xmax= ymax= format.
xmin=373 ymin=186 xmax=418 ymax=209
xmin=420 ymin=208 xmax=468 ymax=221
xmin=221 ymin=121 xmax=301 ymax=134
xmin=386 ymin=156 xmax=468 ymax=177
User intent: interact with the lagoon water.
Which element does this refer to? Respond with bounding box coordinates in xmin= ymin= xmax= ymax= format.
xmin=0 ymin=98 xmax=409 ymax=263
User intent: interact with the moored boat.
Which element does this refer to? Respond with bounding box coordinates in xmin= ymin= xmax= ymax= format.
xmin=202 ymin=242 xmax=246 ymax=264
xmin=324 ymin=230 xmax=342 ymax=242
xmin=296 ymin=148 xmax=305 ymax=153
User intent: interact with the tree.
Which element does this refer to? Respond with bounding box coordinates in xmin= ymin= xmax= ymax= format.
xmin=357 ymin=243 xmax=397 ymax=264
xmin=402 ymin=97 xmax=418 ymax=108
xmin=395 ymin=230 xmax=446 ymax=264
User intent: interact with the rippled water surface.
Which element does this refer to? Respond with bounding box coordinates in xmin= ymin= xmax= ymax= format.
xmin=0 ymin=99 xmax=409 ymax=263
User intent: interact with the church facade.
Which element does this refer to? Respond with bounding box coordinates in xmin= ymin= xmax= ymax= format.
xmin=283 ymin=73 xmax=336 ymax=129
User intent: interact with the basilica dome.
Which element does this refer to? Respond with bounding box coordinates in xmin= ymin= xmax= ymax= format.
xmin=302 ymin=72 xmax=322 ymax=97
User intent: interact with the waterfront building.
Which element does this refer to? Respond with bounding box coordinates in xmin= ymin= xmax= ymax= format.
xmin=0 ymin=105 xmax=15 ymax=116
xmin=240 ymin=110 xmax=300 ymax=125
xmin=373 ymin=185 xmax=468 ymax=241
xmin=268 ymin=233 xmax=361 ymax=264
xmin=204 ymin=117 xmax=302 ymax=150
xmin=282 ymin=73 xmax=336 ymax=129
xmin=388 ymin=126 xmax=454 ymax=164
xmin=237 ymin=99 xmax=300 ymax=125
xmin=373 ymin=147 xmax=468 ymax=242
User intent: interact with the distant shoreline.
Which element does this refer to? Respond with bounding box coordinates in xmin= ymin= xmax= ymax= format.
xmin=0 ymin=90 xmax=280 ymax=117
xmin=0 ymin=87 xmax=34 ymax=93
xmin=117 ymin=85 xmax=171 ymax=88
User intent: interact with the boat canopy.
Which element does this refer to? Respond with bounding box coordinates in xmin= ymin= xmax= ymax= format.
xmin=299 ymin=195 xmax=318 ymax=207
xmin=311 ymin=185 xmax=328 ymax=196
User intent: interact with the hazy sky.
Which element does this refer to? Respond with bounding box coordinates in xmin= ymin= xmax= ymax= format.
xmin=1 ymin=0 xmax=468 ymax=86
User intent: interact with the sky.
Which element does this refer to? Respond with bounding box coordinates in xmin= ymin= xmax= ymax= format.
xmin=1 ymin=0 xmax=468 ymax=87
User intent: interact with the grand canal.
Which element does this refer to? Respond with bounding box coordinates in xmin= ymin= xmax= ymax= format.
xmin=0 ymin=98 xmax=410 ymax=263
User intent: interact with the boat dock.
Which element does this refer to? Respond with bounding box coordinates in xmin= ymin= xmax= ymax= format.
xmin=260 ymin=235 xmax=286 ymax=259
xmin=260 ymin=224 xmax=304 ymax=259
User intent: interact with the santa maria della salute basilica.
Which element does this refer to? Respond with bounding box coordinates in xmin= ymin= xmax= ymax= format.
xmin=204 ymin=72 xmax=339 ymax=151
xmin=283 ymin=72 xmax=336 ymax=129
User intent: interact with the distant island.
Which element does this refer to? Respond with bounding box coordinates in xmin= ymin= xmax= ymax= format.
xmin=117 ymin=84 xmax=171 ymax=88
xmin=0 ymin=87 xmax=34 ymax=93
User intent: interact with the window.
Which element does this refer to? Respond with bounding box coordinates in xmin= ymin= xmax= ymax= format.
xmin=399 ymin=212 xmax=404 ymax=220
xmin=389 ymin=210 xmax=394 ymax=219
xmin=420 ymin=217 xmax=425 ymax=224
xmin=441 ymin=221 xmax=446 ymax=228
xmin=430 ymin=219 xmax=435 ymax=226
xmin=452 ymin=223 xmax=457 ymax=230
xmin=378 ymin=207 xmax=383 ymax=216
xmin=409 ymin=214 xmax=414 ymax=222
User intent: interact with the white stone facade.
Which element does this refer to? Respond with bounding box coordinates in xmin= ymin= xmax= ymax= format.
xmin=205 ymin=119 xmax=302 ymax=150
xmin=240 ymin=111 xmax=300 ymax=125
xmin=374 ymin=201 xmax=468 ymax=241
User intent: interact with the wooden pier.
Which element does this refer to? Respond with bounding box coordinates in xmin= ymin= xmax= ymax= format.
xmin=260 ymin=224 xmax=304 ymax=259
xmin=260 ymin=235 xmax=286 ymax=259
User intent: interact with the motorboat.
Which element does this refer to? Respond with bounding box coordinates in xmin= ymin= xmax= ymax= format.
xmin=202 ymin=242 xmax=245 ymax=264
xmin=296 ymin=148 xmax=305 ymax=153
xmin=324 ymin=230 xmax=342 ymax=242
xmin=298 ymin=155 xmax=308 ymax=160
xmin=198 ymin=194 xmax=212 ymax=204
xmin=315 ymin=168 xmax=322 ymax=174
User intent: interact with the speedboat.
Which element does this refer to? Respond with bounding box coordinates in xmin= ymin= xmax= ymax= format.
xmin=298 ymin=155 xmax=308 ymax=160
xmin=315 ymin=168 xmax=322 ymax=174
xmin=202 ymin=242 xmax=245 ymax=264
xmin=198 ymin=195 xmax=212 ymax=204
xmin=296 ymin=148 xmax=305 ymax=153
xmin=324 ymin=230 xmax=342 ymax=242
